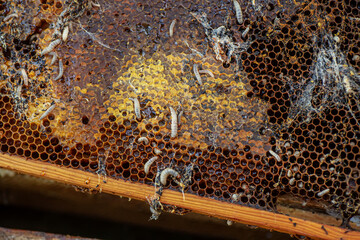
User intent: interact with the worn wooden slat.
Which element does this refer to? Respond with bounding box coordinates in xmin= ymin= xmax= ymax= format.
xmin=0 ymin=153 xmax=358 ymax=240
xmin=0 ymin=226 xmax=93 ymax=239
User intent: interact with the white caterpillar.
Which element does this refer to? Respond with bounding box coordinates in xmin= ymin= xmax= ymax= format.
xmin=169 ymin=19 xmax=176 ymax=37
xmin=317 ymin=189 xmax=330 ymax=197
xmin=40 ymin=104 xmax=56 ymax=120
xmin=160 ymin=168 xmax=180 ymax=185
xmin=193 ymin=64 xmax=202 ymax=85
xmin=138 ymin=137 xmax=149 ymax=145
xmin=269 ymin=150 xmax=281 ymax=162
xmin=154 ymin=148 xmax=162 ymax=155
xmin=169 ymin=106 xmax=177 ymax=138
xmin=54 ymin=59 xmax=63 ymax=80
xmin=3 ymin=13 xmax=18 ymax=22
xmin=198 ymin=69 xmax=214 ymax=78
xmin=62 ymin=25 xmax=69 ymax=42
xmin=233 ymin=0 xmax=243 ymax=24
xmin=129 ymin=97 xmax=141 ymax=119
xmin=144 ymin=156 xmax=158 ymax=174
xmin=49 ymin=52 xmax=58 ymax=65
xmin=19 ymin=68 xmax=28 ymax=86
xmin=41 ymin=39 xmax=61 ymax=56
xmin=242 ymin=26 xmax=250 ymax=38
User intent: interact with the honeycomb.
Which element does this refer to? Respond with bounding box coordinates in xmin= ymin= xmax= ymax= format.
xmin=0 ymin=0 xmax=360 ymax=233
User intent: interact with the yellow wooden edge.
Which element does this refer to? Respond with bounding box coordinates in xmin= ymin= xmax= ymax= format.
xmin=0 ymin=152 xmax=359 ymax=240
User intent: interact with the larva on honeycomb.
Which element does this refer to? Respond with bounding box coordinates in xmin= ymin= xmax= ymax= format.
xmin=129 ymin=97 xmax=141 ymax=119
xmin=169 ymin=19 xmax=176 ymax=37
xmin=138 ymin=137 xmax=149 ymax=145
xmin=317 ymin=189 xmax=330 ymax=197
xmin=198 ymin=69 xmax=214 ymax=78
xmin=144 ymin=156 xmax=158 ymax=174
xmin=242 ymin=26 xmax=250 ymax=39
xmin=193 ymin=64 xmax=202 ymax=85
xmin=3 ymin=13 xmax=18 ymax=22
xmin=90 ymin=1 xmax=101 ymax=8
xmin=62 ymin=25 xmax=69 ymax=42
xmin=41 ymin=39 xmax=61 ymax=56
xmin=54 ymin=59 xmax=63 ymax=81
xmin=177 ymin=110 xmax=183 ymax=126
xmin=19 ymin=68 xmax=28 ymax=86
xmin=287 ymin=169 xmax=292 ymax=178
xmin=289 ymin=178 xmax=295 ymax=186
xmin=40 ymin=104 xmax=56 ymax=120
xmin=269 ymin=150 xmax=281 ymax=162
xmin=169 ymin=106 xmax=178 ymax=138
xmin=160 ymin=168 xmax=180 ymax=185
xmin=233 ymin=0 xmax=243 ymax=24
xmin=154 ymin=148 xmax=162 ymax=155
xmin=49 ymin=52 xmax=58 ymax=65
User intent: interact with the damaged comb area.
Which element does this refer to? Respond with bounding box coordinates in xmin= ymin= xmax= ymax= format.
xmin=0 ymin=0 xmax=360 ymax=235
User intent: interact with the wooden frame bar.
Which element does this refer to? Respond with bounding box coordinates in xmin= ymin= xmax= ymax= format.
xmin=0 ymin=153 xmax=359 ymax=240
xmin=0 ymin=226 xmax=91 ymax=239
